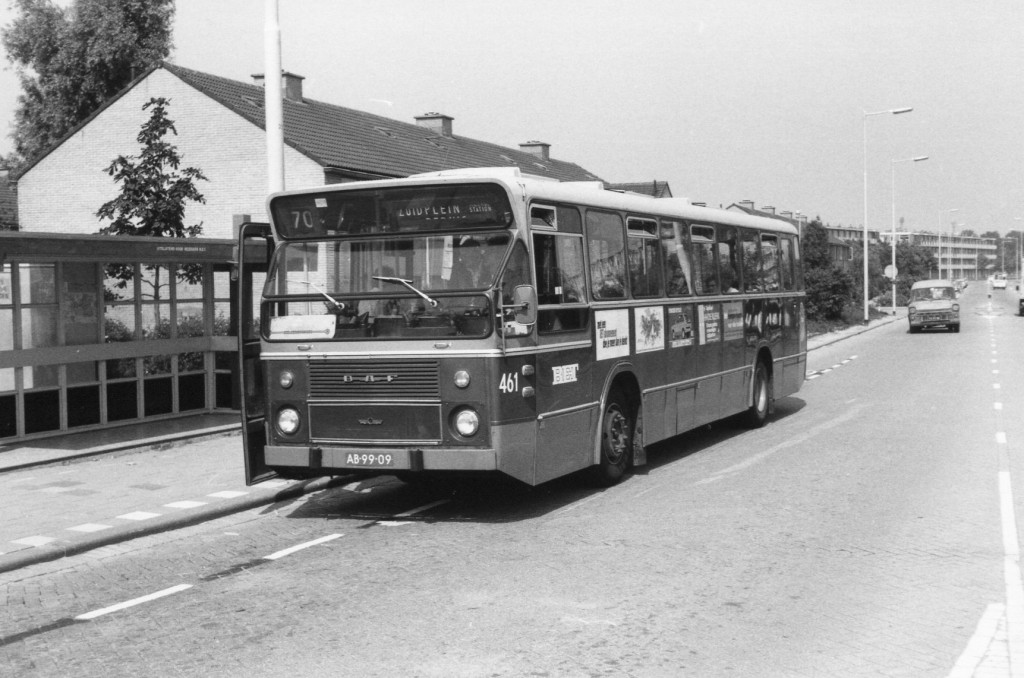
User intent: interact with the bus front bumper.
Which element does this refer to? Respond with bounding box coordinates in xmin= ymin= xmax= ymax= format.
xmin=264 ymin=445 xmax=498 ymax=474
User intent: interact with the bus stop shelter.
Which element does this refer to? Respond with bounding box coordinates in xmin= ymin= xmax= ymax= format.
xmin=0 ymin=232 xmax=250 ymax=444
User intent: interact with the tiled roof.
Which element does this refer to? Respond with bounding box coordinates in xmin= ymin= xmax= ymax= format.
xmin=605 ymin=181 xmax=673 ymax=198
xmin=162 ymin=63 xmax=603 ymax=183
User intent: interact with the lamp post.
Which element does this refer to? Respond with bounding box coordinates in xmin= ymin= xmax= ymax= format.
xmin=863 ymin=107 xmax=913 ymax=323
xmin=890 ymin=155 xmax=928 ymax=314
xmin=938 ymin=208 xmax=958 ymax=280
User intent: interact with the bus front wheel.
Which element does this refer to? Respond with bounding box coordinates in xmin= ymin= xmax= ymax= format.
xmin=742 ymin=361 xmax=771 ymax=429
xmin=592 ymin=389 xmax=632 ymax=486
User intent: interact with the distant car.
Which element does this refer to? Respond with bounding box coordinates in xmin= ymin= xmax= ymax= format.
xmin=908 ymin=279 xmax=960 ymax=333
xmin=993 ymin=272 xmax=1008 ymax=290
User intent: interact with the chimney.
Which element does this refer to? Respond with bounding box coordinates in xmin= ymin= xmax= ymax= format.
xmin=251 ymin=71 xmax=304 ymax=102
xmin=761 ymin=205 xmax=776 ymax=215
xmin=415 ymin=112 xmax=454 ymax=137
xmin=519 ymin=140 xmax=550 ymax=161
xmin=738 ymin=200 xmax=755 ymax=210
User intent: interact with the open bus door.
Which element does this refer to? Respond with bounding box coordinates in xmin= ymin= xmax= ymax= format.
xmin=236 ymin=222 xmax=275 ymax=485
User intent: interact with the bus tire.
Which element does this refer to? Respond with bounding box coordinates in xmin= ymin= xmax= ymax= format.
xmin=591 ymin=389 xmax=632 ymax=486
xmin=742 ymin=360 xmax=771 ymax=429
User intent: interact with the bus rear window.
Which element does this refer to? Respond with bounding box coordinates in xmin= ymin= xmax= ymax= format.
xmin=270 ymin=183 xmax=514 ymax=238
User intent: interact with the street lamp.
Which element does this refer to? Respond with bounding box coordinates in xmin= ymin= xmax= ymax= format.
xmin=938 ymin=208 xmax=958 ymax=280
xmin=863 ymin=106 xmax=914 ymax=323
xmin=890 ymin=155 xmax=928 ymax=314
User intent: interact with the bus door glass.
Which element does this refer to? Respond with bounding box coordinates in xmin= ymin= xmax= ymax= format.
xmin=236 ymin=222 xmax=276 ymax=485
xmin=530 ymin=204 xmax=594 ymax=482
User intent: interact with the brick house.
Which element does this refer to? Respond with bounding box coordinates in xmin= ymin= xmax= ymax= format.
xmin=14 ymin=62 xmax=605 ymax=238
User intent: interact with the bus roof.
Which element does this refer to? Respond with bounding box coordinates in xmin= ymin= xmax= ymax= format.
xmin=271 ymin=167 xmax=799 ymax=236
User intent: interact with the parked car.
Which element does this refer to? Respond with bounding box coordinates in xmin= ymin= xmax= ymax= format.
xmin=908 ymin=279 xmax=960 ymax=333
xmin=993 ymin=272 xmax=1008 ymax=290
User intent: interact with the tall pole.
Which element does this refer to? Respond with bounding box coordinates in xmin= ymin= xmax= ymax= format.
xmin=890 ymin=155 xmax=928 ymax=315
xmin=863 ymin=107 xmax=913 ymax=323
xmin=264 ymin=0 xmax=285 ymax=194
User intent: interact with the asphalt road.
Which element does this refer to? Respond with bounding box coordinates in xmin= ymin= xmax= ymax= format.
xmin=3 ymin=282 xmax=1023 ymax=678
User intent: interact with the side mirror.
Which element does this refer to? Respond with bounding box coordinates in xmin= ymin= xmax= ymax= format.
xmin=509 ymin=285 xmax=537 ymax=326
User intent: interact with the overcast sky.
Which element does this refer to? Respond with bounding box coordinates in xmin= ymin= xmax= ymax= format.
xmin=1 ymin=0 xmax=1021 ymax=235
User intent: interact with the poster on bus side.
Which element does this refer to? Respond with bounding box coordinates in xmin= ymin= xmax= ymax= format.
xmin=634 ymin=306 xmax=664 ymax=353
xmin=698 ymin=304 xmax=721 ymax=344
xmin=596 ymin=309 xmax=630 ymax=360
xmin=667 ymin=306 xmax=694 ymax=348
xmin=723 ymin=301 xmax=744 ymax=341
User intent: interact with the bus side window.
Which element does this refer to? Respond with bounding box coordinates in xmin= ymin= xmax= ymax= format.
xmin=661 ymin=219 xmax=691 ymax=296
xmin=761 ymin=234 xmax=781 ymax=291
xmin=717 ymin=227 xmax=741 ymax=294
xmin=690 ymin=224 xmax=718 ymax=295
xmin=587 ymin=210 xmax=626 ymax=299
xmin=533 ymin=232 xmax=587 ymax=333
xmin=742 ymin=229 xmax=762 ymax=293
xmin=779 ymin=236 xmax=795 ymax=291
xmin=627 ymin=217 xmax=662 ymax=298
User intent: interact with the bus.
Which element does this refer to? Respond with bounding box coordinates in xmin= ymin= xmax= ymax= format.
xmin=236 ymin=167 xmax=806 ymax=487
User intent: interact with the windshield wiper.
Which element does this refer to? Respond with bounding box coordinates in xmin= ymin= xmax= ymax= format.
xmin=293 ymin=280 xmax=346 ymax=312
xmin=374 ymin=276 xmax=439 ymax=308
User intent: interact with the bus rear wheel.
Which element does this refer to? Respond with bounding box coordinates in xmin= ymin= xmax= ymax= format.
xmin=742 ymin=361 xmax=771 ymax=429
xmin=592 ymin=389 xmax=632 ymax=486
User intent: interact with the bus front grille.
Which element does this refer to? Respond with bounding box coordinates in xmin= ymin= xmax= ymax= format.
xmin=309 ymin=360 xmax=440 ymax=399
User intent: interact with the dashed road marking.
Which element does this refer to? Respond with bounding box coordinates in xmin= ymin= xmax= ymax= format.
xmin=74 ymin=584 xmax=193 ymax=621
xmin=806 ymin=355 xmax=858 ymax=380
xmin=264 ymin=533 xmax=342 ymax=561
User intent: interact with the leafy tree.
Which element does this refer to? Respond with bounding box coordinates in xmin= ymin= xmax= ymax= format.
xmin=97 ymin=97 xmax=207 ymax=326
xmin=802 ymin=218 xmax=856 ymax=321
xmin=1 ymin=0 xmax=174 ymax=169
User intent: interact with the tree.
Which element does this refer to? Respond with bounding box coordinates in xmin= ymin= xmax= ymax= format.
xmin=97 ymin=97 xmax=207 ymax=327
xmin=1 ymin=0 xmax=174 ymax=169
xmin=802 ymin=218 xmax=856 ymax=321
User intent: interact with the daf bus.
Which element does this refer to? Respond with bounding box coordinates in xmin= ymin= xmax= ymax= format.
xmin=237 ymin=167 xmax=806 ymax=487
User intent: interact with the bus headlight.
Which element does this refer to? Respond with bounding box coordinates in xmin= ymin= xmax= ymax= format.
xmin=277 ymin=407 xmax=301 ymax=435
xmin=279 ymin=371 xmax=294 ymax=389
xmin=452 ymin=408 xmax=480 ymax=437
xmin=453 ymin=370 xmax=471 ymax=388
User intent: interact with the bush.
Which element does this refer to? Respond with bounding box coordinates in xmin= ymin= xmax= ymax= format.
xmin=805 ymin=266 xmax=855 ymax=321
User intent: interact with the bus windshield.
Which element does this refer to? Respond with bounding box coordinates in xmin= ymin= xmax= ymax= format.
xmin=262 ymin=232 xmax=511 ymax=340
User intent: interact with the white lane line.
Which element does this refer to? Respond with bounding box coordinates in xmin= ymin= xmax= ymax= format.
xmin=998 ymin=432 xmax=1008 ymax=445
xmin=996 ymin=403 xmax=1004 ymax=411
xmin=698 ymin=405 xmax=868 ymax=485
xmin=998 ymin=471 xmax=1024 ymax=673
xmin=947 ymin=602 xmax=1005 ymax=678
xmin=75 ymin=584 xmax=192 ymax=621
xmin=393 ymin=499 xmax=450 ymax=518
xmin=263 ymin=533 xmax=342 ymax=561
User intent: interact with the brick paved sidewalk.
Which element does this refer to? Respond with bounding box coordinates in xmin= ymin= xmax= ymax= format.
xmin=0 ymin=430 xmax=347 ymax=575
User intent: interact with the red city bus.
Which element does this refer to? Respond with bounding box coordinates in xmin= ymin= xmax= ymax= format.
xmin=237 ymin=167 xmax=806 ymax=487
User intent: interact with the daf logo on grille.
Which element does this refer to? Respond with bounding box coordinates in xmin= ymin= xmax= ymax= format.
xmin=358 ymin=418 xmax=383 ymax=426
xmin=342 ymin=374 xmax=398 ymax=383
